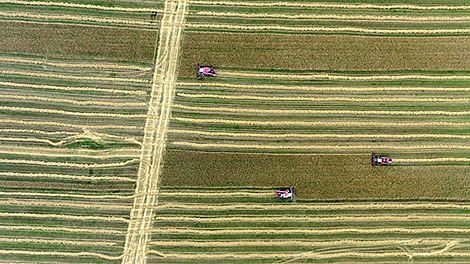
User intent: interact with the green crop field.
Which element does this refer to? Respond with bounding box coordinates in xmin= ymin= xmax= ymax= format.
xmin=0 ymin=0 xmax=470 ymax=263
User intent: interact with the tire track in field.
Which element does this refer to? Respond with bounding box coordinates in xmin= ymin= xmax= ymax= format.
xmin=122 ymin=0 xmax=187 ymax=263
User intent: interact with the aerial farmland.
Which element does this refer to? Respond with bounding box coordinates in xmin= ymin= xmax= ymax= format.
xmin=0 ymin=0 xmax=470 ymax=263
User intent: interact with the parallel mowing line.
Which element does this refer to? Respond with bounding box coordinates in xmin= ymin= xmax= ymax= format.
xmin=0 ymin=199 xmax=130 ymax=210
xmin=173 ymin=104 xmax=470 ymax=116
xmin=0 ymin=57 xmax=151 ymax=71
xmin=0 ymin=146 xmax=140 ymax=158
xmin=221 ymin=71 xmax=470 ymax=81
xmin=194 ymin=11 xmax=470 ymax=21
xmin=0 ymin=172 xmax=134 ymax=182
xmin=177 ymin=93 xmax=470 ymax=102
xmin=0 ymin=0 xmax=159 ymax=12
xmin=0 ymin=225 xmax=125 ymax=234
xmin=0 ymin=250 xmax=125 ymax=260
xmin=169 ymin=129 xmax=470 ymax=140
xmin=0 ymin=191 xmax=134 ymax=200
xmin=173 ymin=117 xmax=470 ymax=127
xmin=160 ymin=191 xmax=271 ymax=197
xmin=186 ymin=23 xmax=470 ymax=34
xmin=0 ymin=119 xmax=142 ymax=130
xmin=0 ymin=128 xmax=76 ymax=135
xmin=0 ymin=70 xmax=149 ymax=83
xmin=177 ymin=81 xmax=470 ymax=92
xmin=0 ymin=158 xmax=140 ymax=168
xmin=0 ymin=106 xmax=147 ymax=118
xmin=0 ymin=212 xmax=128 ymax=223
xmin=189 ymin=1 xmax=470 ymax=10
xmin=396 ymin=158 xmax=470 ymax=163
xmin=0 ymin=237 xmax=116 ymax=246
xmin=0 ymin=80 xmax=147 ymax=95
xmin=0 ymin=94 xmax=146 ymax=107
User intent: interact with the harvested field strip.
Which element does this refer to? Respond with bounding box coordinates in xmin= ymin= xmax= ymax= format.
xmin=0 ymin=70 xmax=149 ymax=83
xmin=0 ymin=146 xmax=140 ymax=158
xmin=0 ymin=106 xmax=147 ymax=118
xmin=177 ymin=82 xmax=470 ymax=92
xmin=0 ymin=81 xmax=147 ymax=95
xmin=0 ymin=237 xmax=116 ymax=246
xmin=0 ymin=94 xmax=146 ymax=107
xmin=0 ymin=11 xmax=154 ymax=27
xmin=153 ymin=215 xmax=470 ymax=223
xmin=173 ymin=104 xmax=470 ymax=116
xmin=173 ymin=117 xmax=470 ymax=127
xmin=172 ymin=142 xmax=470 ymax=151
xmin=160 ymin=191 xmax=271 ymax=197
xmin=0 ymin=225 xmax=124 ymax=234
xmin=0 ymin=0 xmax=160 ymax=12
xmin=194 ymin=11 xmax=470 ymax=21
xmin=0 ymin=249 xmax=124 ymax=260
xmin=0 ymin=158 xmax=140 ymax=168
xmin=169 ymin=129 xmax=470 ymax=140
xmin=0 ymin=119 xmax=142 ymax=130
xmin=186 ymin=23 xmax=470 ymax=34
xmin=396 ymin=158 xmax=470 ymax=163
xmin=0 ymin=136 xmax=142 ymax=147
xmin=0 ymin=191 xmax=134 ymax=200
xmin=0 ymin=129 xmax=76 ymax=135
xmin=0 ymin=172 xmax=134 ymax=182
xmin=0 ymin=212 xmax=128 ymax=223
xmin=0 ymin=57 xmax=151 ymax=71
xmin=222 ymin=71 xmax=470 ymax=81
xmin=189 ymin=1 xmax=470 ymax=10
xmin=154 ymin=202 xmax=470 ymax=210
xmin=0 ymin=199 xmax=130 ymax=210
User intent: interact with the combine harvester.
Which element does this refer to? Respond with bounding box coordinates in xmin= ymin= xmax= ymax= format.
xmin=372 ymin=152 xmax=393 ymax=167
xmin=275 ymin=186 xmax=295 ymax=202
xmin=196 ymin=63 xmax=216 ymax=80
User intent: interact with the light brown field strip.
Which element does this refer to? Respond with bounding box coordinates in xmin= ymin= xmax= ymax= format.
xmin=0 ymin=146 xmax=141 ymax=159
xmin=173 ymin=117 xmax=470 ymax=127
xmin=187 ymin=23 xmax=470 ymax=34
xmin=0 ymin=70 xmax=149 ymax=83
xmin=189 ymin=0 xmax=470 ymax=10
xmin=0 ymin=119 xmax=142 ymax=130
xmin=0 ymin=94 xmax=146 ymax=107
xmin=396 ymin=158 xmax=470 ymax=163
xmin=0 ymin=0 xmax=159 ymax=12
xmin=0 ymin=158 xmax=140 ymax=168
xmin=0 ymin=212 xmax=129 ymax=222
xmin=0 ymin=105 xmax=147 ymax=118
xmin=0 ymin=199 xmax=130 ymax=210
xmin=173 ymin=104 xmax=470 ymax=116
xmin=0 ymin=237 xmax=116 ymax=246
xmin=0 ymin=249 xmax=125 ymax=260
xmin=154 ymin=202 xmax=470 ymax=210
xmin=169 ymin=129 xmax=470 ymax=140
xmin=222 ymin=71 xmax=470 ymax=81
xmin=0 ymin=171 xmax=133 ymax=182
xmin=177 ymin=81 xmax=470 ymax=92
xmin=0 ymin=80 xmax=147 ymax=95
xmin=177 ymin=93 xmax=470 ymax=102
xmin=194 ymin=11 xmax=470 ymax=21
xmin=172 ymin=142 xmax=470 ymax=151
xmin=0 ymin=128 xmax=76 ymax=135
xmin=0 ymin=191 xmax=134 ymax=200
xmin=0 ymin=225 xmax=124 ymax=234
xmin=0 ymin=57 xmax=151 ymax=71
xmin=160 ymin=191 xmax=271 ymax=197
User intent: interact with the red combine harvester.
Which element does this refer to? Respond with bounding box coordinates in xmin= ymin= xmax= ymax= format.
xmin=371 ymin=152 xmax=392 ymax=167
xmin=275 ymin=186 xmax=295 ymax=202
xmin=196 ymin=64 xmax=216 ymax=80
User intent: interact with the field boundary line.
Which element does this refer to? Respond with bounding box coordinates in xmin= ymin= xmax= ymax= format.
xmin=122 ymin=0 xmax=187 ymax=263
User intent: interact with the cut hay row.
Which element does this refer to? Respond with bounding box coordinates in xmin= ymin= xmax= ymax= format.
xmin=396 ymin=158 xmax=470 ymax=163
xmin=177 ymin=81 xmax=470 ymax=93
xmin=186 ymin=23 xmax=470 ymax=35
xmin=0 ymin=172 xmax=134 ymax=182
xmin=221 ymin=71 xmax=470 ymax=81
xmin=0 ymin=249 xmax=124 ymax=260
xmin=194 ymin=11 xmax=470 ymax=21
xmin=153 ymin=214 xmax=470 ymax=223
xmin=169 ymin=129 xmax=470 ymax=140
xmin=0 ymin=0 xmax=160 ymax=12
xmin=173 ymin=104 xmax=470 ymax=116
xmin=0 ymin=158 xmax=140 ymax=168
xmin=0 ymin=225 xmax=124 ymax=234
xmin=177 ymin=93 xmax=470 ymax=103
xmin=160 ymin=191 xmax=271 ymax=197
xmin=0 ymin=80 xmax=147 ymax=95
xmin=0 ymin=237 xmax=116 ymax=246
xmin=0 ymin=191 xmax=134 ymax=200
xmin=0 ymin=145 xmax=141 ymax=159
xmin=153 ymin=202 xmax=470 ymax=210
xmin=0 ymin=212 xmax=128 ymax=223
xmin=189 ymin=0 xmax=470 ymax=10
xmin=0 ymin=128 xmax=76 ymax=135
xmin=173 ymin=117 xmax=470 ymax=127
xmin=0 ymin=199 xmax=131 ymax=210
xmin=0 ymin=106 xmax=147 ymax=118
xmin=0 ymin=94 xmax=146 ymax=107
xmin=0 ymin=70 xmax=150 ymax=83
xmin=0 ymin=136 xmax=137 ymax=147
xmin=172 ymin=142 xmax=470 ymax=151
xmin=0 ymin=11 xmax=153 ymax=27
xmin=0 ymin=119 xmax=142 ymax=130
xmin=0 ymin=57 xmax=151 ymax=71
